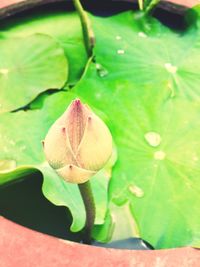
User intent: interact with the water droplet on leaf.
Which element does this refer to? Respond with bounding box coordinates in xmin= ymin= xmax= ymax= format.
xmin=165 ymin=63 xmax=177 ymax=74
xmin=117 ymin=49 xmax=125 ymax=55
xmin=154 ymin=151 xmax=166 ymax=160
xmin=116 ymin=35 xmax=122 ymax=40
xmin=129 ymin=185 xmax=144 ymax=198
xmin=96 ymin=63 xmax=108 ymax=78
xmin=0 ymin=68 xmax=9 ymax=75
xmin=144 ymin=132 xmax=161 ymax=147
xmin=138 ymin=32 xmax=147 ymax=38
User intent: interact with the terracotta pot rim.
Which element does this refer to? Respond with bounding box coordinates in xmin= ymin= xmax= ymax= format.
xmin=1 ymin=216 xmax=200 ymax=267
xmin=0 ymin=215 xmax=196 ymax=252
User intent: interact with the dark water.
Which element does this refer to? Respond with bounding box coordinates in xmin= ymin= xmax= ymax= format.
xmin=0 ymin=174 xmax=153 ymax=250
xmin=0 ymin=0 xmax=187 ymax=31
xmin=0 ymin=173 xmax=82 ymax=242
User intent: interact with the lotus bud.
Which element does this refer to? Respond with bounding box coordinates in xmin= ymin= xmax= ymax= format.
xmin=43 ymin=99 xmax=113 ymax=184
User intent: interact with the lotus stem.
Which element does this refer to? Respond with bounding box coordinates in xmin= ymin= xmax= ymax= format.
xmin=138 ymin=0 xmax=144 ymax=11
xmin=72 ymin=0 xmax=95 ymax=57
xmin=78 ymin=181 xmax=95 ymax=244
xmin=145 ymin=0 xmax=161 ymax=15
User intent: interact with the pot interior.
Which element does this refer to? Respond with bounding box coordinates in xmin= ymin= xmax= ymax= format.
xmin=0 ymin=173 xmax=153 ymax=250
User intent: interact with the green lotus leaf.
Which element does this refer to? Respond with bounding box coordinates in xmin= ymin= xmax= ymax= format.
xmin=0 ymin=34 xmax=68 ymax=113
xmin=69 ymin=9 xmax=200 ymax=248
xmin=0 ymin=11 xmax=87 ymax=85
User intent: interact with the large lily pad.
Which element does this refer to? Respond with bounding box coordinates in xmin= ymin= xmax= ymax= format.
xmin=0 ymin=34 xmax=68 ymax=113
xmin=68 ymin=10 xmax=200 ymax=248
xmin=0 ymin=11 xmax=87 ymax=84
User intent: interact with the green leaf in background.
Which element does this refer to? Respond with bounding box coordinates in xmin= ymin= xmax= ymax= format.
xmin=0 ymin=159 xmax=36 ymax=186
xmin=67 ymin=10 xmax=200 ymax=248
xmin=0 ymin=11 xmax=87 ymax=85
xmin=91 ymin=11 xmax=200 ymax=100
xmin=0 ymin=91 xmax=114 ymax=232
xmin=0 ymin=34 xmax=68 ymax=113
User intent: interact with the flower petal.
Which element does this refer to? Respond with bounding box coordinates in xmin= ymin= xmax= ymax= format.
xmin=44 ymin=121 xmax=76 ymax=169
xmin=65 ymin=99 xmax=91 ymax=153
xmin=76 ymin=114 xmax=112 ymax=171
xmin=56 ymin=164 xmax=96 ymax=184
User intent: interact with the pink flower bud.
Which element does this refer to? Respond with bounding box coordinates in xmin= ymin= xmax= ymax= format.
xmin=43 ymin=99 xmax=113 ymax=184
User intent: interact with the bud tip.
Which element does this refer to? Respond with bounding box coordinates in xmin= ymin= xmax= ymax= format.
xmin=41 ymin=140 xmax=45 ymax=148
xmin=62 ymin=127 xmax=66 ymax=134
xmin=73 ymin=99 xmax=81 ymax=106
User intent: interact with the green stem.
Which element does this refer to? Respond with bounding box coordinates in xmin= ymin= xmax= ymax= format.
xmin=78 ymin=180 xmax=95 ymax=244
xmin=145 ymin=0 xmax=161 ymax=15
xmin=138 ymin=0 xmax=144 ymax=11
xmin=72 ymin=0 xmax=95 ymax=57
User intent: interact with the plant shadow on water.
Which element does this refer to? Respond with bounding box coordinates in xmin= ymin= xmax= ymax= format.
xmin=0 ymin=174 xmax=153 ymax=250
xmin=0 ymin=173 xmax=82 ymax=242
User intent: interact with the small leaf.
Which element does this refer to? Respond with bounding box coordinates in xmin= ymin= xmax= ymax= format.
xmin=0 ymin=12 xmax=87 ymax=85
xmin=0 ymin=34 xmax=68 ymax=113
